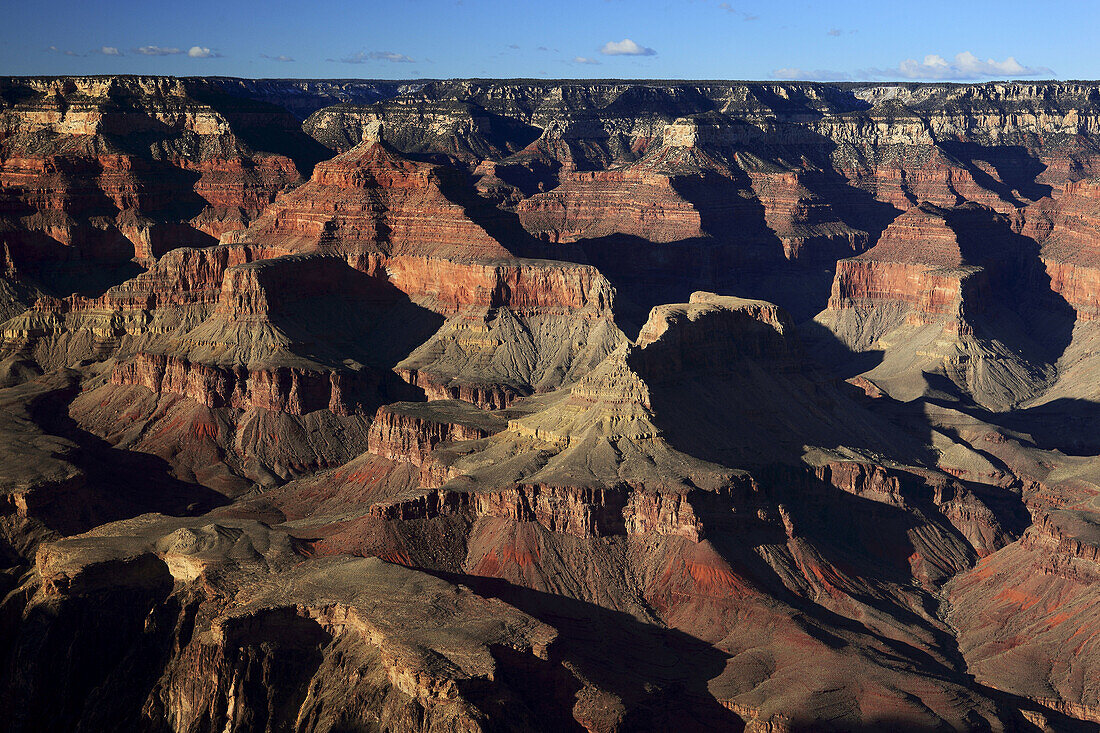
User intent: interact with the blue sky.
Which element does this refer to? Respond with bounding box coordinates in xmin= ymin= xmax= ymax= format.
xmin=0 ymin=0 xmax=1093 ymax=81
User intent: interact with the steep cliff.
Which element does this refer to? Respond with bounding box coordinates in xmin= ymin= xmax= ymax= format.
xmin=7 ymin=77 xmax=1100 ymax=732
xmin=0 ymin=76 xmax=327 ymax=291
xmin=819 ymin=202 xmax=1073 ymax=409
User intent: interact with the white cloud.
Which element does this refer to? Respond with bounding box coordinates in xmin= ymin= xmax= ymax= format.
xmin=99 ymin=46 xmax=121 ymax=56
xmin=136 ymin=45 xmax=182 ymax=56
xmin=885 ymin=52 xmax=1051 ymax=80
xmin=573 ymin=56 xmax=601 ymax=65
xmin=187 ymin=46 xmax=221 ymax=58
xmin=261 ymin=53 xmax=294 ymax=62
xmin=773 ymin=52 xmax=1053 ymax=82
xmin=600 ymin=38 xmax=656 ymax=56
xmin=339 ymin=50 xmax=415 ymax=63
xmin=368 ymin=51 xmax=414 ymax=62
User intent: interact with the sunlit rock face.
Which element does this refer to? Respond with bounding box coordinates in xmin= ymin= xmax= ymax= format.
xmin=6 ymin=77 xmax=1100 ymax=732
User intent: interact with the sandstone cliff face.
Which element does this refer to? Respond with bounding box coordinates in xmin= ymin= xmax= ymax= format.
xmin=10 ymin=77 xmax=1100 ymax=732
xmin=225 ymin=138 xmax=512 ymax=261
xmin=368 ymin=482 xmax=741 ymax=542
xmin=1036 ymin=178 xmax=1100 ymax=320
xmin=826 ymin=204 xmax=981 ymax=334
xmin=818 ymin=202 xmax=1069 ymax=409
xmin=0 ymin=76 xmax=323 ymax=284
xmin=383 ymin=254 xmax=615 ymax=315
xmin=110 ymin=351 xmax=394 ymax=416
xmin=367 ymin=400 xmax=505 ymax=486
xmin=516 ymin=168 xmax=707 ymax=243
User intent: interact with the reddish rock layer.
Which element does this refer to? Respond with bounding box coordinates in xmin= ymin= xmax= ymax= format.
xmin=0 ymin=76 xmax=316 ymax=270
xmin=947 ymin=513 xmax=1100 ymax=724
xmin=110 ymin=352 xmax=384 ymax=416
xmin=381 ymin=254 xmax=614 ymax=315
xmin=1037 ymin=179 xmax=1100 ymax=320
xmin=369 ymin=482 xmax=748 ymax=542
xmin=226 ymin=140 xmax=511 ymax=261
xmin=367 ymin=401 xmax=504 ymax=486
xmin=516 ymin=169 xmax=705 ymax=243
xmin=827 ymin=205 xmax=988 ymax=327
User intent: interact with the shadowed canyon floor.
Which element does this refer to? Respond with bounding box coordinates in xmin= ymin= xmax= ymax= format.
xmin=3 ymin=76 xmax=1100 ymax=731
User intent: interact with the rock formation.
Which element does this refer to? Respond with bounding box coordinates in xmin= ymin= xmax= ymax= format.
xmin=5 ymin=77 xmax=1100 ymax=732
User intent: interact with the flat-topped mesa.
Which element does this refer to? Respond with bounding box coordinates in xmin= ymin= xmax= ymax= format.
xmin=396 ymin=336 xmax=728 ymax=500
xmin=634 ymin=292 xmax=796 ymax=378
xmin=499 ymin=293 xmax=797 ymax=454
xmin=225 ymin=138 xmax=512 ymax=261
xmin=382 ymin=255 xmax=614 ymax=315
xmin=515 ymin=168 xmax=706 ymax=244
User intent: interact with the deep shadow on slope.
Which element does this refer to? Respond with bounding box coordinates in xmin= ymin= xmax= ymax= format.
xmin=255 ymin=259 xmax=448 ymax=375
xmin=186 ymin=84 xmax=335 ymax=178
xmin=28 ymin=377 xmax=231 ymax=521
xmin=573 ymin=129 xmax=904 ymax=333
xmin=945 ymin=203 xmax=1076 ymax=369
xmin=2 ymin=589 xmax=332 ymax=733
xmin=938 ymin=141 xmax=1053 ymax=204
xmin=429 ymin=572 xmax=745 ymax=732
xmin=950 ymin=396 xmax=1100 ymax=457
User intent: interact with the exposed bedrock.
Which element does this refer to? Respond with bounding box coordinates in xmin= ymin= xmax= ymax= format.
xmin=7 ymin=77 xmax=1100 ymax=732
xmin=0 ymin=76 xmax=330 ymax=292
xmin=818 ymin=201 xmax=1077 ymax=409
xmin=1 ymin=517 xmax=570 ymax=733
